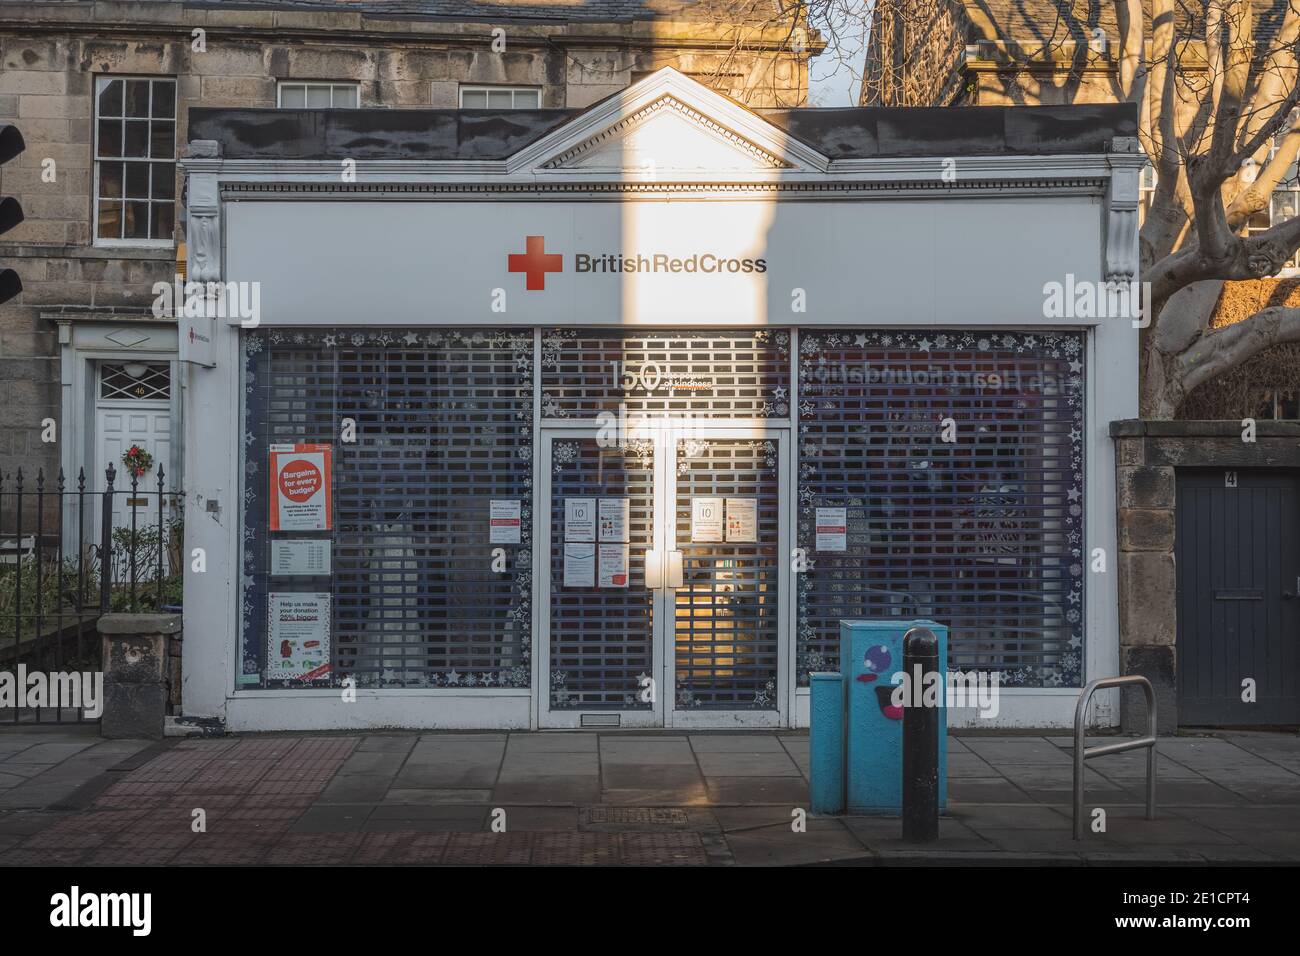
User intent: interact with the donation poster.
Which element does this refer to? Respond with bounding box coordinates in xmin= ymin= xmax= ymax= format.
xmin=564 ymin=543 xmax=596 ymax=587
xmin=269 ymin=444 xmax=332 ymax=531
xmin=271 ymin=539 xmax=331 ymax=576
xmin=816 ymin=507 xmax=847 ymax=552
xmin=692 ymin=497 xmax=724 ymax=542
xmin=565 ymin=498 xmax=596 ymax=542
xmin=599 ymin=498 xmax=630 ymax=543
xmin=490 ymin=499 xmax=522 ymax=544
xmin=267 ymin=592 xmax=331 ymax=681
xmin=725 ymin=498 xmax=758 ymax=542
xmin=598 ymin=544 xmax=629 ymax=588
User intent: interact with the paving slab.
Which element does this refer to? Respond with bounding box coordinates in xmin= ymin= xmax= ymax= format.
xmin=384 ymin=788 xmax=493 ymax=805
xmin=600 ymin=764 xmax=703 ymax=790
xmin=962 ymin=737 xmax=1073 ymax=765
xmin=600 ymin=786 xmax=711 ymax=806
xmin=290 ymin=804 xmax=373 ymax=833
xmin=505 ymin=733 xmax=599 ymax=754
xmin=688 ymin=734 xmax=786 ymax=753
xmin=705 ymin=776 xmax=808 ymax=805
xmin=725 ymin=818 xmax=868 ymax=866
xmin=356 ymin=736 xmax=418 ymax=754
xmin=693 ymin=751 xmax=801 ymax=778
xmin=492 ymin=775 xmax=601 ymax=806
xmin=841 ymin=815 xmax=995 ymax=853
xmin=498 ymin=751 xmax=600 ymax=777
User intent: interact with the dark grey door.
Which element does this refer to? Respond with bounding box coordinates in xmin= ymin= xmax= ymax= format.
xmin=1176 ymin=469 xmax=1300 ymax=725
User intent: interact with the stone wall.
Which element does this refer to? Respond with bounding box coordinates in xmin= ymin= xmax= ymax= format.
xmin=1111 ymin=419 xmax=1300 ymax=733
xmin=0 ymin=1 xmax=812 ymax=524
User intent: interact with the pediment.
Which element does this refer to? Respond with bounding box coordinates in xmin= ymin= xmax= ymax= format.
xmin=541 ymin=95 xmax=793 ymax=173
xmin=507 ymin=68 xmax=829 ymax=177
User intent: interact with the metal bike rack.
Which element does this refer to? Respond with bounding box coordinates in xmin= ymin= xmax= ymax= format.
xmin=1073 ymin=675 xmax=1156 ymax=840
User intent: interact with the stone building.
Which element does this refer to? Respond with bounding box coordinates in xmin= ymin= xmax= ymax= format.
xmin=0 ymin=0 xmax=816 ymax=524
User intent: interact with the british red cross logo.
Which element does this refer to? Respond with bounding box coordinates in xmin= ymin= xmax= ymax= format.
xmin=508 ymin=235 xmax=563 ymax=291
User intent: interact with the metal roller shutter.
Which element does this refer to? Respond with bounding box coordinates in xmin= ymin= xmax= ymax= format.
xmin=240 ymin=328 xmax=534 ymax=689
xmin=796 ymin=330 xmax=1086 ymax=688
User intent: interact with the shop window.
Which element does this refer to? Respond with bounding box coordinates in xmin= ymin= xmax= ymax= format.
xmin=796 ymin=331 xmax=1086 ymax=688
xmin=94 ymin=76 xmax=177 ymax=245
xmin=459 ymin=85 xmax=541 ymax=109
xmin=240 ymin=329 xmax=534 ymax=690
xmin=277 ymin=81 xmax=359 ymax=108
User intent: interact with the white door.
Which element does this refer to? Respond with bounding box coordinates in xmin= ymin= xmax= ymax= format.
xmin=538 ymin=423 xmax=789 ymax=729
xmin=93 ymin=361 xmax=173 ymax=579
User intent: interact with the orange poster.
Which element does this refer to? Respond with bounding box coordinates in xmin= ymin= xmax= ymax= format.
xmin=269 ymin=444 xmax=332 ymax=531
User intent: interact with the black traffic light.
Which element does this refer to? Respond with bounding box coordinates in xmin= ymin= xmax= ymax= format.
xmin=0 ymin=123 xmax=26 ymax=306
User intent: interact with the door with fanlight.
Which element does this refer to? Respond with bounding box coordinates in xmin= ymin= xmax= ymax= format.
xmin=539 ymin=425 xmax=788 ymax=728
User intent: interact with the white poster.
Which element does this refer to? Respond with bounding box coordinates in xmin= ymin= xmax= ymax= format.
xmin=564 ymin=543 xmax=596 ymax=587
xmin=489 ymin=499 xmax=522 ymax=544
xmin=691 ymin=497 xmax=724 ymax=543
xmin=598 ymin=544 xmax=629 ymax=588
xmin=816 ymin=507 xmax=848 ymax=552
xmin=266 ymin=592 xmax=330 ymax=681
xmin=725 ymin=498 xmax=758 ymax=543
xmin=271 ymin=539 xmax=331 ymax=576
xmin=565 ymin=498 xmax=596 ymax=542
xmin=599 ymin=498 xmax=629 ymax=543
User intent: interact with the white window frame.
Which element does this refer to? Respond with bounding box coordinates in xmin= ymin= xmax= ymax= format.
xmin=276 ymin=81 xmax=360 ymax=109
xmin=92 ymin=74 xmax=178 ymax=249
xmin=458 ymin=85 xmax=542 ymax=109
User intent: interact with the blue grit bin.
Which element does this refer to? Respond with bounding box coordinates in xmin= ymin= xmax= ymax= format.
xmin=810 ymin=620 xmax=949 ymax=816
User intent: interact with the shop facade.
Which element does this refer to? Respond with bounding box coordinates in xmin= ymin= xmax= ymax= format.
xmin=179 ymin=70 xmax=1140 ymax=731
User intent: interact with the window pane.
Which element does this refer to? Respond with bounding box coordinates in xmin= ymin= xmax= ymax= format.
xmin=123 ymin=120 xmax=149 ymax=158
xmin=97 ymin=200 xmax=123 ymax=239
xmin=153 ymin=163 xmax=175 ymax=200
xmin=125 ymin=80 xmax=150 ymax=118
xmin=514 ymin=89 xmax=539 ymax=108
xmin=1277 ymin=389 xmax=1300 ymax=420
xmin=99 ymin=161 xmax=124 ymax=198
xmin=125 ymin=162 xmax=150 ymax=199
xmin=152 ymin=80 xmax=175 ymax=119
xmin=1272 ymin=190 xmax=1299 ymax=223
xmin=124 ymin=201 xmax=150 ymax=239
xmin=280 ymin=84 xmax=305 ymax=107
xmin=150 ymin=121 xmax=175 ymax=159
xmin=151 ymin=202 xmax=175 ymax=242
xmin=333 ymin=85 xmax=357 ymax=108
xmin=461 ymin=90 xmax=487 ymax=108
xmin=97 ymin=119 xmax=122 ymax=157
xmin=1249 ymin=208 xmax=1270 ymax=230
xmin=487 ymin=90 xmax=512 ymax=108
xmin=305 ymin=86 xmax=331 ymax=108
xmin=98 ymin=79 xmax=123 ymax=117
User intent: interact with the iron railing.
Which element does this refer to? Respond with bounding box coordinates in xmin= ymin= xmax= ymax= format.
xmin=0 ymin=463 xmax=182 ymax=723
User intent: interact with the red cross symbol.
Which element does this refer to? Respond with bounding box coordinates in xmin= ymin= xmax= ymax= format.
xmin=508 ymin=235 xmax=563 ymax=291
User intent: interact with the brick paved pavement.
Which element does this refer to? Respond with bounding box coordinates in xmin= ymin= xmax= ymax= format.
xmin=1 ymin=727 xmax=1298 ymax=865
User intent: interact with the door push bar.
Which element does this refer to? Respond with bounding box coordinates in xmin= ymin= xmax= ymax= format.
xmin=1073 ymin=675 xmax=1157 ymax=840
xmin=645 ymin=549 xmax=683 ymax=589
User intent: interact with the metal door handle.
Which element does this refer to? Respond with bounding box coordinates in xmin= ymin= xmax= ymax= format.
xmin=646 ymin=549 xmax=663 ymax=589
xmin=667 ymin=550 xmax=684 ymax=589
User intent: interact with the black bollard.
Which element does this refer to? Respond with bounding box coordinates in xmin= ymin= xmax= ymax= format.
xmin=902 ymin=625 xmax=940 ymax=843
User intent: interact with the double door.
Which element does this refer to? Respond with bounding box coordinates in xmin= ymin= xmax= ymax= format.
xmin=539 ymin=425 xmax=789 ymax=727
